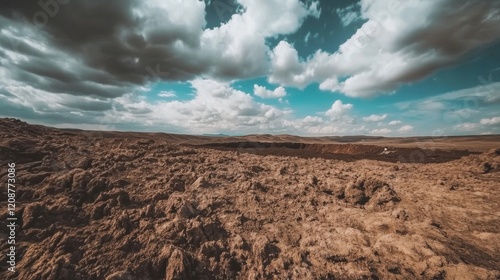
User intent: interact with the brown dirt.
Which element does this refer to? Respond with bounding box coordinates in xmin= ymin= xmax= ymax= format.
xmin=0 ymin=118 xmax=499 ymax=280
xmin=196 ymin=142 xmax=479 ymax=163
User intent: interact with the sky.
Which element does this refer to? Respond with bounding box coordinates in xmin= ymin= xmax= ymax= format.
xmin=0 ymin=0 xmax=499 ymax=136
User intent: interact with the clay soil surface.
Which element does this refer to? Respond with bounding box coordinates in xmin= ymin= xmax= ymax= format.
xmin=0 ymin=118 xmax=499 ymax=279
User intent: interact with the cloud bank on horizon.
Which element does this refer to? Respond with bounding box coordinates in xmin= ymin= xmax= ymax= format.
xmin=0 ymin=0 xmax=499 ymax=136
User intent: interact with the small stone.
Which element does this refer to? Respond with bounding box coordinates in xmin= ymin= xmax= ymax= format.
xmin=144 ymin=205 xmax=155 ymax=218
xmin=22 ymin=203 xmax=46 ymax=229
xmin=250 ymin=165 xmax=264 ymax=173
xmin=178 ymin=201 xmax=200 ymax=219
xmin=76 ymin=158 xmax=92 ymax=169
xmin=483 ymin=162 xmax=493 ymax=174
xmin=91 ymin=202 xmax=106 ymax=220
xmin=276 ymin=166 xmax=286 ymax=176
xmin=190 ymin=177 xmax=211 ymax=189
xmin=307 ymin=175 xmax=319 ymax=186
xmin=165 ymin=249 xmax=192 ymax=280
xmin=105 ymin=271 xmax=134 ymax=280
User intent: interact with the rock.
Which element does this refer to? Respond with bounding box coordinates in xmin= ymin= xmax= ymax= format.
xmin=178 ymin=201 xmax=200 ymax=219
xmin=391 ymin=209 xmax=408 ymax=221
xmin=105 ymin=271 xmax=134 ymax=280
xmin=199 ymin=240 xmax=227 ymax=259
xmin=22 ymin=172 xmax=52 ymax=185
xmin=54 ymin=173 xmax=73 ymax=189
xmin=250 ymin=165 xmax=264 ymax=173
xmin=323 ymin=178 xmax=346 ymax=199
xmin=47 ymin=232 xmax=65 ymax=253
xmin=185 ymin=221 xmax=208 ymax=247
xmin=190 ymin=176 xmax=211 ymax=189
xmin=250 ymin=181 xmax=268 ymax=192
xmin=116 ymin=191 xmax=130 ymax=206
xmin=168 ymin=176 xmax=186 ymax=192
xmin=369 ymin=185 xmax=400 ymax=206
xmin=252 ymin=237 xmax=281 ymax=268
xmin=486 ymin=149 xmax=500 ymax=157
xmin=141 ymin=204 xmax=155 ymax=218
xmin=483 ymin=162 xmax=493 ymax=174
xmin=72 ymin=170 xmax=92 ymax=190
xmin=276 ymin=166 xmax=286 ymax=176
xmin=76 ymin=158 xmax=92 ymax=169
xmin=307 ymin=175 xmax=319 ymax=186
xmin=344 ymin=184 xmax=369 ymax=205
xmin=153 ymin=192 xmax=169 ymax=201
xmin=91 ymin=202 xmax=107 ymax=220
xmin=343 ymin=177 xmax=400 ymax=206
xmin=22 ymin=203 xmax=46 ymax=229
xmin=110 ymin=179 xmax=130 ymax=188
xmin=87 ymin=177 xmax=108 ymax=198
xmin=114 ymin=212 xmax=132 ymax=233
xmin=165 ymin=249 xmax=192 ymax=280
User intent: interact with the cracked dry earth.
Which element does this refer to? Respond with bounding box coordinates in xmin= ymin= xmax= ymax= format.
xmin=0 ymin=119 xmax=499 ymax=280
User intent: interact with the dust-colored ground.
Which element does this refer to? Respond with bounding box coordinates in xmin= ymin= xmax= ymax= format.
xmin=0 ymin=118 xmax=499 ymax=280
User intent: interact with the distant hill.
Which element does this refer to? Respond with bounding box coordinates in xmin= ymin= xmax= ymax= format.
xmin=201 ymin=133 xmax=230 ymax=137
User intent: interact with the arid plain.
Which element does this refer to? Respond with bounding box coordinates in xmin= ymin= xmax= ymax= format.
xmin=0 ymin=118 xmax=499 ymax=279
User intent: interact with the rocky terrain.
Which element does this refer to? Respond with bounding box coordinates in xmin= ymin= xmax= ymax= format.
xmin=0 ymin=118 xmax=499 ymax=279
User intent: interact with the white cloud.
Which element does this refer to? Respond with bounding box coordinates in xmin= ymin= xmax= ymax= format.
xmin=0 ymin=78 xmax=289 ymax=134
xmin=417 ymin=101 xmax=447 ymax=111
xmin=253 ymin=85 xmax=287 ymax=99
xmin=480 ymin=116 xmax=500 ymax=126
xmin=352 ymin=125 xmax=368 ymax=133
xmin=388 ymin=120 xmax=402 ymax=125
xmin=414 ymin=82 xmax=500 ymax=105
xmin=269 ymin=41 xmax=310 ymax=88
xmin=301 ymin=116 xmax=324 ymax=126
xmin=325 ymin=100 xmax=353 ymax=118
xmin=363 ymin=114 xmax=387 ymax=122
xmin=336 ymin=3 xmax=362 ymax=27
xmin=115 ymin=79 xmax=292 ymax=134
xmin=370 ymin=128 xmax=392 ymax=135
xmin=304 ymin=32 xmax=311 ymax=44
xmin=158 ymin=91 xmax=176 ymax=98
xmin=201 ymin=0 xmax=320 ymax=79
xmin=454 ymin=122 xmax=480 ymax=131
xmin=394 ymin=80 xmax=500 ymax=118
xmin=0 ymin=0 xmax=322 ymax=101
xmin=270 ymin=0 xmax=500 ymax=97
xmin=398 ymin=125 xmax=414 ymax=133
xmin=391 ymin=83 xmax=500 ymax=125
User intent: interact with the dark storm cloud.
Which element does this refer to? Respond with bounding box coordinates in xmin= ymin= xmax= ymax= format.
xmin=58 ymin=99 xmax=113 ymax=112
xmin=0 ymin=0 xmax=212 ymax=99
xmin=0 ymin=0 xmax=320 ymax=106
xmin=396 ymin=0 xmax=500 ymax=56
xmin=271 ymin=0 xmax=500 ymax=97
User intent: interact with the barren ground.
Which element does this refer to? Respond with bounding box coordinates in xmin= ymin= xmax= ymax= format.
xmin=0 ymin=118 xmax=499 ymax=279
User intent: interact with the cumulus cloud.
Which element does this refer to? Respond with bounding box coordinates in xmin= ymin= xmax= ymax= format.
xmin=480 ymin=116 xmax=500 ymax=126
xmin=158 ymin=91 xmax=176 ymax=98
xmin=0 ymin=78 xmax=287 ymax=134
xmin=270 ymin=0 xmax=500 ymax=97
xmin=301 ymin=116 xmax=324 ymax=126
xmin=454 ymin=122 xmax=480 ymax=131
xmin=0 ymin=0 xmax=320 ymax=99
xmin=363 ymin=114 xmax=387 ymax=122
xmin=325 ymin=100 xmax=353 ymax=118
xmin=336 ymin=3 xmax=362 ymax=27
xmin=269 ymin=41 xmax=310 ymax=88
xmin=389 ymin=120 xmax=402 ymax=125
xmin=393 ymin=83 xmax=500 ymax=124
xmin=370 ymin=128 xmax=391 ymax=135
xmin=253 ymin=85 xmax=287 ymax=99
xmin=398 ymin=125 xmax=414 ymax=133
